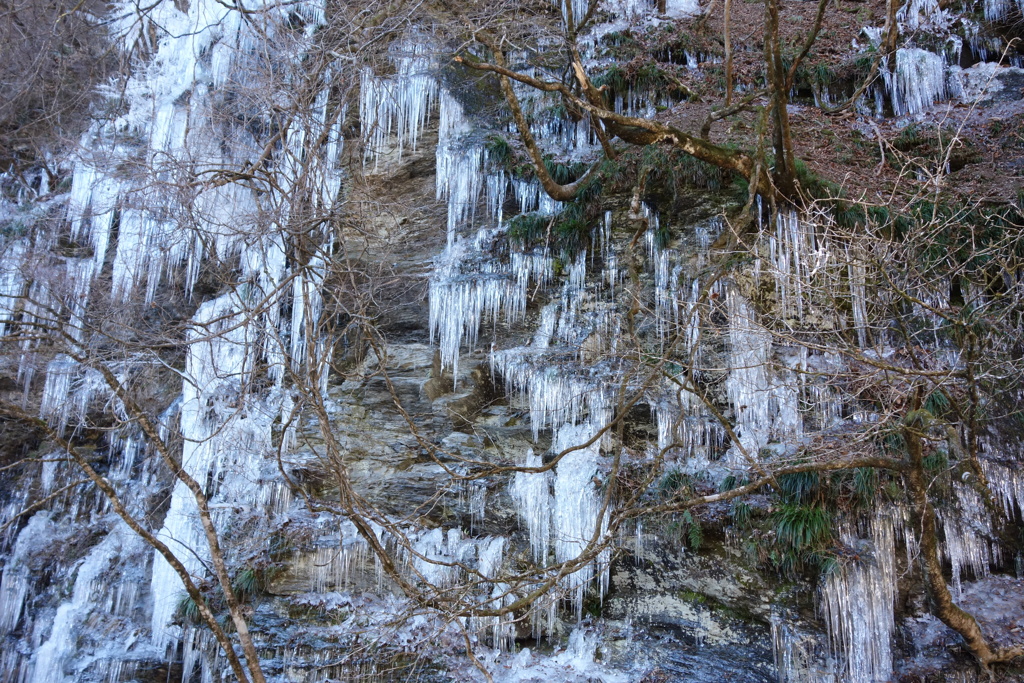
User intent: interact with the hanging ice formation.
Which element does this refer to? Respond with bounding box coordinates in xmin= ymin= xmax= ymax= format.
xmin=884 ymin=48 xmax=948 ymax=117
xmin=361 ymin=41 xmax=438 ymax=169
xmin=3 ymin=0 xmax=1024 ymax=678
xmin=150 ymin=292 xmax=284 ymax=650
xmin=509 ymin=424 xmax=612 ymax=634
xmin=936 ymin=481 xmax=1002 ymax=599
xmin=0 ymin=0 xmax=345 ymax=668
xmin=818 ymin=510 xmax=901 ymax=683
xmin=771 ymin=610 xmax=836 ymax=683
xmin=983 ymin=0 xmax=1024 ymax=20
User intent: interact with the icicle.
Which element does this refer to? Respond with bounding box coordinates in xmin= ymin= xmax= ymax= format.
xmin=436 ymin=90 xmax=486 ymax=245
xmin=0 ymin=239 xmax=27 ymax=337
xmin=429 ymin=233 xmax=552 ymax=376
xmin=883 ymin=48 xmax=947 ymax=116
xmin=819 ymin=510 xmax=896 ymax=683
xmin=982 ymin=460 xmax=1024 ymax=521
xmin=490 ymin=348 xmax=610 ymax=440
xmin=39 ymin=355 xmax=77 ymax=431
xmin=510 ymin=449 xmax=553 ymax=563
xmin=897 ymin=0 xmax=944 ymax=30
xmin=983 ymin=0 xmax=1022 ymax=21
xmin=848 ymin=254 xmax=869 ymax=349
xmin=533 ymin=302 xmax=559 ymax=349
xmin=552 ymin=422 xmax=611 ymax=621
xmin=725 ymin=292 xmax=773 ymax=461
xmin=939 ymin=482 xmax=997 ymax=598
xmin=771 ymin=610 xmax=835 ymax=682
xmin=360 ymin=41 xmax=438 ymax=168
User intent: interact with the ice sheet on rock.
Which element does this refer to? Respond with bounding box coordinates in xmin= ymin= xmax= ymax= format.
xmin=606 ymin=0 xmax=657 ymax=21
xmin=408 ymin=528 xmax=463 ymax=589
xmin=509 ymin=424 xmax=612 ymax=631
xmin=429 ymin=254 xmax=518 ymax=379
xmin=947 ymin=62 xmax=1018 ymax=106
xmin=553 ymin=0 xmax=590 ymax=27
xmin=0 ymin=513 xmax=53 ymax=636
xmin=533 ymin=302 xmax=560 ymax=349
xmin=28 ymin=530 xmax=121 ymax=683
xmin=293 ymin=525 xmax=372 ymax=593
xmin=482 ymin=623 xmax=632 ymax=683
xmin=662 ymin=0 xmax=702 ymax=17
xmin=847 ymin=252 xmax=870 ymax=348
xmin=181 ymin=626 xmax=227 ymax=683
xmin=289 ymin=251 xmax=329 ymax=373
xmin=653 ymin=248 xmax=684 ymax=343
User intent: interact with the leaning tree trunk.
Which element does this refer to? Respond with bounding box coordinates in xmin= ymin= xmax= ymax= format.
xmin=904 ymin=424 xmax=1024 ymax=668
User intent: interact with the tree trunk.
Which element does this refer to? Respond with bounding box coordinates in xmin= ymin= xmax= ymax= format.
xmin=904 ymin=425 xmax=1024 ymax=667
xmin=764 ymin=0 xmax=797 ymax=199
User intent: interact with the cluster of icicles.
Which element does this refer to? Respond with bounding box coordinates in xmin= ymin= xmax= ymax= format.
xmin=423 ymin=34 xmax=871 ymax=683
xmin=859 ymin=0 xmax=1024 ymax=119
xmin=0 ymin=0 xmax=1023 ymax=679
xmin=419 ymin=18 xmax=1024 ymax=683
xmin=0 ymin=0 xmax=340 ymax=678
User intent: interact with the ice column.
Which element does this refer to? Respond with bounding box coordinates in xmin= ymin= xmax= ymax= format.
xmin=725 ymin=293 xmax=773 ymax=460
xmin=552 ymin=423 xmax=611 ymax=620
xmin=884 ymin=48 xmax=947 ymax=116
xmin=819 ymin=511 xmax=896 ymax=683
xmin=149 ymin=292 xmax=275 ymax=651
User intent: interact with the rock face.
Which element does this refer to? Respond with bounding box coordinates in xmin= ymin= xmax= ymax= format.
xmin=2 ymin=0 xmax=1024 ymax=682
